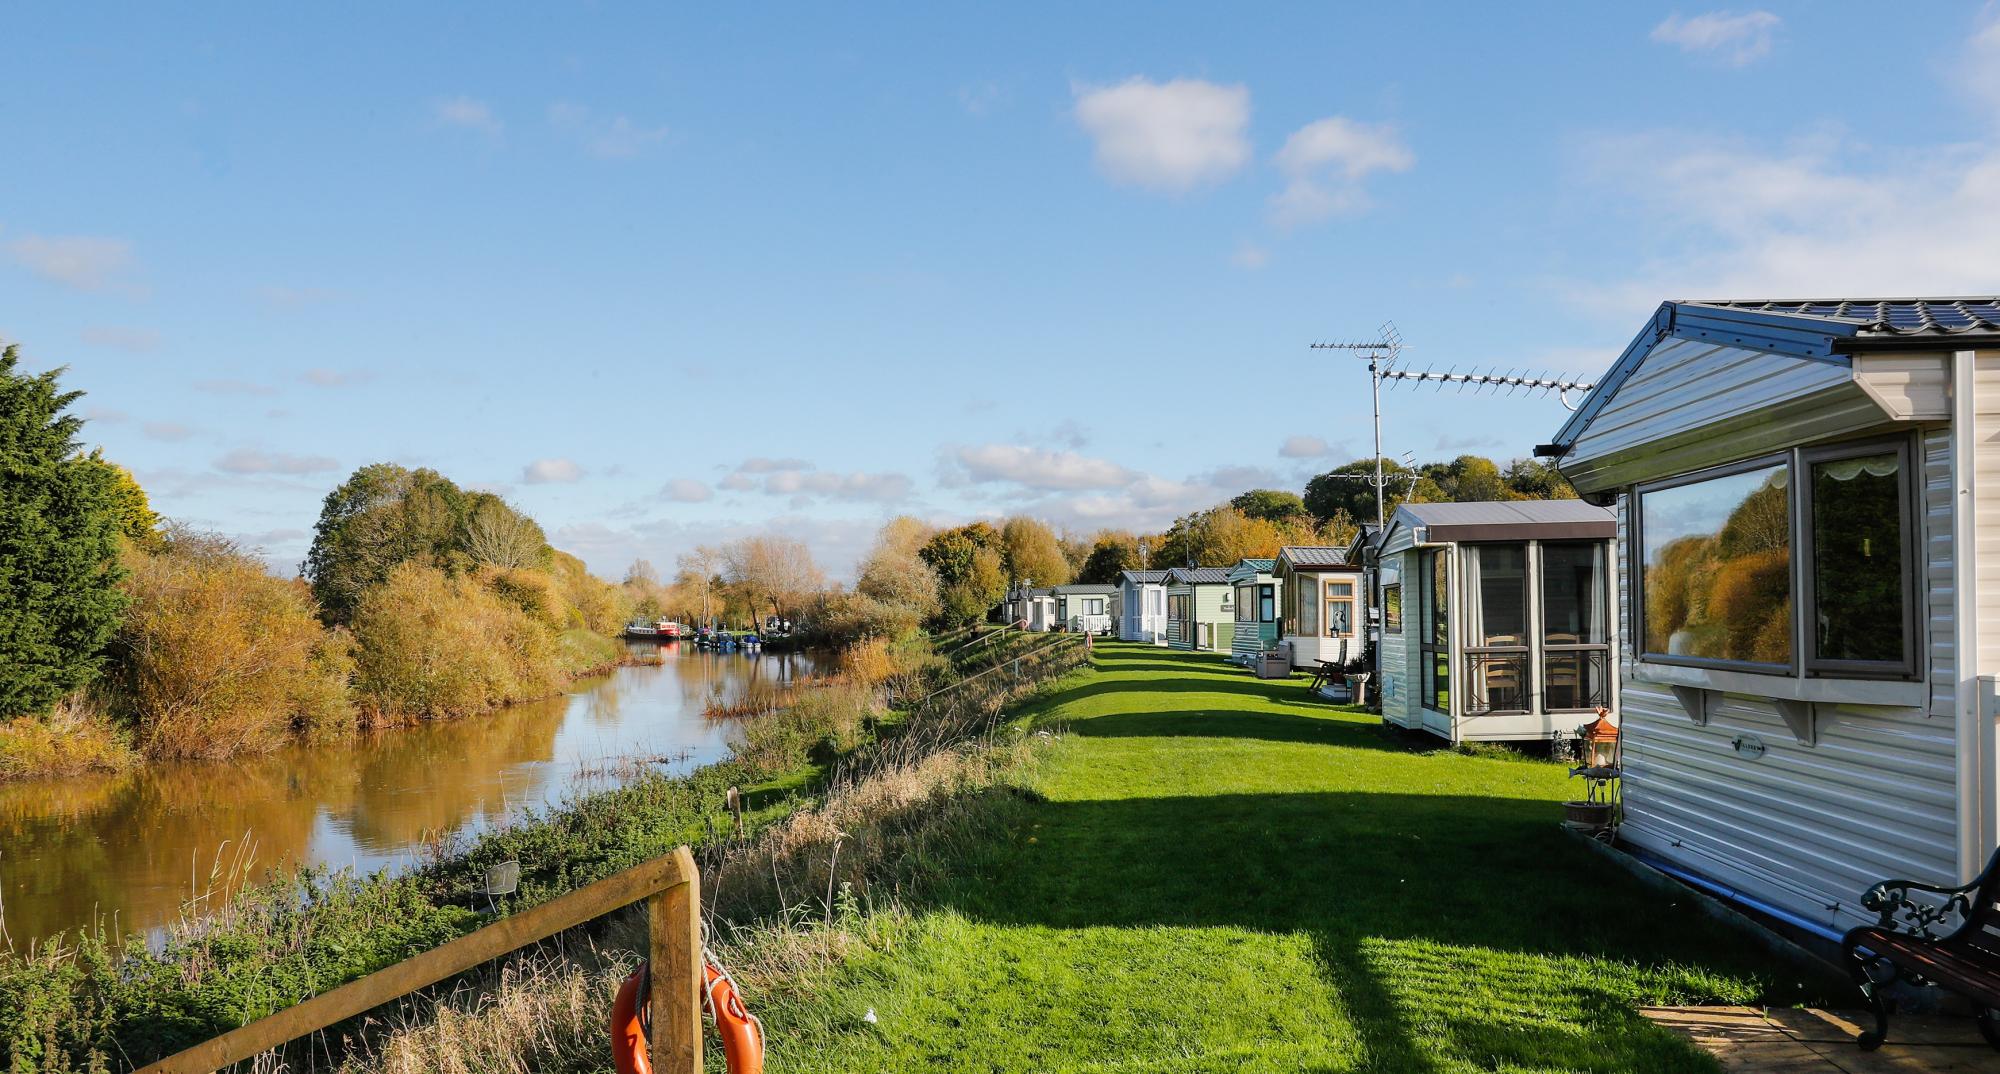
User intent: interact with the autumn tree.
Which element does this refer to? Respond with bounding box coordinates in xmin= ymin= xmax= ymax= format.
xmin=1230 ymin=489 xmax=1309 ymax=523
xmin=1077 ymin=530 xmax=1144 ymax=584
xmin=722 ymin=536 xmax=826 ymax=621
xmin=1305 ymin=459 xmax=1417 ymax=525
xmin=856 ymin=519 xmax=941 ymax=617
xmin=303 ymin=464 xmax=473 ymax=623
xmin=0 ymin=346 xmax=129 ymax=715
xmin=460 ymin=493 xmax=550 ymax=570
xmin=998 ymin=516 xmax=1072 ymax=587
xmin=920 ymin=524 xmax=1008 ymax=625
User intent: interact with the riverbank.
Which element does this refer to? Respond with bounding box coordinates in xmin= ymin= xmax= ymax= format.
xmin=0 ymin=629 xmax=1072 ymax=1071
xmin=347 ymin=641 xmax=1847 ymax=1074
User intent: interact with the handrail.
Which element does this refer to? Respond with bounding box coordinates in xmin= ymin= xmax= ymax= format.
xmin=135 ymin=845 xmax=703 ymax=1074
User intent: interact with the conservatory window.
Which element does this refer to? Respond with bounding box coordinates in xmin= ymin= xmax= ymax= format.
xmin=1297 ymin=577 xmax=1319 ymax=636
xmin=1234 ymin=584 xmax=1255 ymax=622
xmin=1383 ymin=583 xmax=1402 ymax=632
xmin=1461 ymin=544 xmax=1529 ymax=714
xmin=1638 ymin=460 xmax=1792 ymax=670
xmin=1542 ymin=542 xmax=1610 ymax=711
xmin=1421 ymin=550 xmax=1448 ymax=711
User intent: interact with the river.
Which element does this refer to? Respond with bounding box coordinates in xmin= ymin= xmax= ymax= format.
xmin=0 ymin=641 xmax=817 ymax=948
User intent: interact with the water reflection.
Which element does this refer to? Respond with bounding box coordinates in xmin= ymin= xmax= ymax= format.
xmin=0 ymin=642 xmax=815 ymax=947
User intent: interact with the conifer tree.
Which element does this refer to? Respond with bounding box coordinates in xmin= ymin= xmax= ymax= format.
xmin=0 ymin=345 xmax=128 ymax=715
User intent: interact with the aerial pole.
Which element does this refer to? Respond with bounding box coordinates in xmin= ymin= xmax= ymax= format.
xmin=1310 ymin=322 xmax=1403 ymax=532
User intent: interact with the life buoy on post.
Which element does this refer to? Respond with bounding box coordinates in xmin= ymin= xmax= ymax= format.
xmin=611 ymin=951 xmax=765 ymax=1074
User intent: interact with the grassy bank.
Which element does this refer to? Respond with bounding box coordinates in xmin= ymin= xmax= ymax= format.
xmin=0 ymin=629 xmax=1076 ymax=1072
xmin=321 ymin=640 xmax=1842 ymax=1074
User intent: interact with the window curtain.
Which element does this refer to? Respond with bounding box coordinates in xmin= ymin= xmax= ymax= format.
xmin=1298 ymin=577 xmax=1319 ymax=636
xmin=1461 ymin=548 xmax=1486 ymax=710
xmin=1584 ymin=546 xmax=1605 ymax=643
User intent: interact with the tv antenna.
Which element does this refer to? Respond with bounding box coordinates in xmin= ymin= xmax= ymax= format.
xmin=1310 ymin=323 xmax=1597 ymax=530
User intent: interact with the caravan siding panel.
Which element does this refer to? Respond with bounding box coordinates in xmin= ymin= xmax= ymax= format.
xmin=1566 ymin=339 xmax=1885 ymax=494
xmin=1616 ymin=430 xmax=1961 ymax=930
xmin=1977 ymin=355 xmax=2000 ymax=673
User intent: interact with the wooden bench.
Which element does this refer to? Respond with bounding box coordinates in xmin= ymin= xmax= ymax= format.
xmin=1843 ymin=846 xmax=2000 ymax=1050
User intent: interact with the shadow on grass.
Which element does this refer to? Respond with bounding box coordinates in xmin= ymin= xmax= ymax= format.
xmin=926 ymin=787 xmax=1831 ymax=1072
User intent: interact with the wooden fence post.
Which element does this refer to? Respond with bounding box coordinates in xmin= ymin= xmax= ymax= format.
xmin=650 ymin=845 xmax=702 ymax=1073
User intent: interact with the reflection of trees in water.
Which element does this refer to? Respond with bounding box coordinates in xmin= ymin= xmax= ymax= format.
xmin=340 ymin=697 xmax=564 ymax=850
xmin=1646 ymin=479 xmax=1792 ymax=662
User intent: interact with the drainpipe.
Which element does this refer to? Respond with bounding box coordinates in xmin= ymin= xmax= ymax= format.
xmin=1953 ymin=348 xmax=1991 ymax=882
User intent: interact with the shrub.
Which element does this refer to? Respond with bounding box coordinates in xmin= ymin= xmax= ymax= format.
xmin=480 ymin=565 xmax=567 ymax=630
xmin=0 ymin=694 xmax=133 ymax=780
xmin=350 ymin=562 xmax=562 ymax=721
xmin=111 ymin=530 xmax=354 ymax=760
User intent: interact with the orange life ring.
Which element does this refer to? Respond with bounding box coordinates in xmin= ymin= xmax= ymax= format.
xmin=610 ymin=955 xmax=764 ymax=1074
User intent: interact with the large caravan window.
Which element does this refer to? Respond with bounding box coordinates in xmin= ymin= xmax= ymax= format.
xmin=1638 ymin=461 xmax=1792 ymax=669
xmin=1636 ymin=439 xmax=1917 ymax=679
xmin=1421 ymin=550 xmax=1448 ymax=711
xmin=1324 ymin=579 xmax=1355 ymax=638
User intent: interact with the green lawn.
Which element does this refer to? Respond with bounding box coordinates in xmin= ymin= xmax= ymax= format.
xmin=760 ymin=642 xmax=1836 ymax=1073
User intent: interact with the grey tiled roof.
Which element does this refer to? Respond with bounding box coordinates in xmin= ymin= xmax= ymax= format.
xmin=1280 ymin=545 xmax=1349 ymax=567
xmin=1052 ymin=583 xmax=1120 ymax=596
xmin=1690 ymin=298 xmax=2000 ymax=338
xmin=1165 ymin=567 xmax=1231 ymax=585
xmin=1118 ymin=570 xmax=1171 ymax=584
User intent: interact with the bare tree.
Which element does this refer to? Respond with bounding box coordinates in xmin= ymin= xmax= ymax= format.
xmin=721 ymin=536 xmax=826 ymax=623
xmin=462 ymin=497 xmax=546 ymax=569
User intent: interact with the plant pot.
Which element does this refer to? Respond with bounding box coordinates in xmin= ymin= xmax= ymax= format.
xmin=1562 ymin=800 xmax=1613 ymax=828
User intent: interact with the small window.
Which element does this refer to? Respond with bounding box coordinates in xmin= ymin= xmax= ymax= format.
xmin=1234 ymin=584 xmax=1254 ymax=622
xmin=1259 ymin=584 xmax=1276 ymax=623
xmin=1297 ymin=577 xmax=1319 ymax=636
xmin=1804 ymin=441 xmax=1914 ymax=674
xmin=1383 ymin=583 xmax=1403 ymax=632
xmin=1324 ymin=579 xmax=1354 ymax=638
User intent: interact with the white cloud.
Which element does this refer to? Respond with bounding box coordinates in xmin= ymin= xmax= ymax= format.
xmin=661 ymin=478 xmax=713 ymax=503
xmin=1651 ymin=11 xmax=1781 ymax=66
xmin=1231 ymin=243 xmax=1269 ymax=269
xmin=548 ymin=103 xmax=669 ymax=158
xmin=7 ymin=235 xmax=137 ymax=292
xmin=1072 ymin=77 xmax=1251 ymax=192
xmin=552 ymin=515 xmax=884 ymax=584
xmin=1566 ymin=126 xmax=2000 ymax=310
xmin=762 ymin=469 xmax=913 ymax=504
xmin=736 ymin=457 xmax=814 ymax=474
xmin=434 ymin=95 xmax=502 ymax=135
xmin=214 ymin=447 xmax=340 ymax=475
xmin=953 ymin=444 xmax=1138 ymax=490
xmin=1270 ymin=117 xmax=1413 ymax=225
xmin=79 ymin=326 xmax=159 ymax=352
xmin=1961 ymin=12 xmax=2000 ymax=118
xmin=718 ymin=473 xmax=757 ymax=492
xmin=1279 ymin=435 xmax=1336 ymax=459
xmin=523 ymin=458 xmax=585 ymax=484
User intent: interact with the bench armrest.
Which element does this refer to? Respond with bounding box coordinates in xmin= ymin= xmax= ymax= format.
xmin=1862 ymin=875 xmax=1982 ymax=940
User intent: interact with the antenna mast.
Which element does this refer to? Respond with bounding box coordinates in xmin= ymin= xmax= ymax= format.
xmin=1310 ymin=322 xmax=1403 ymax=532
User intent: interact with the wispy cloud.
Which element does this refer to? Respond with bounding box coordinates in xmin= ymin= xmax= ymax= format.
xmin=214 ymin=447 xmax=340 ymax=475
xmin=548 ymin=103 xmax=669 ymax=158
xmin=302 ymin=368 xmax=371 ymax=387
xmin=1072 ymin=77 xmax=1251 ymax=192
xmin=1651 ymin=11 xmax=1781 ymax=66
xmin=434 ymin=95 xmax=502 ymax=135
xmin=1278 ymin=435 xmax=1338 ymax=459
xmin=194 ymin=378 xmax=278 ymax=397
xmin=1230 ymin=243 xmax=1269 ymax=269
xmin=523 ymin=457 xmax=585 ymax=484
xmin=660 ymin=478 xmax=713 ymax=503
xmin=143 ymin=421 xmax=196 ymax=442
xmin=79 ymin=326 xmax=160 ymax=352
xmin=7 ymin=234 xmax=139 ymax=293
xmin=1270 ymin=116 xmax=1413 ymax=225
xmin=952 ymin=444 xmax=1138 ymax=491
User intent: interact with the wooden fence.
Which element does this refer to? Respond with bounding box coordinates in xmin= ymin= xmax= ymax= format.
xmin=135 ymin=845 xmax=703 ymax=1074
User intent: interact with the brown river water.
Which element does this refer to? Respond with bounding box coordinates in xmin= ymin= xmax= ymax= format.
xmin=0 ymin=641 xmax=817 ymax=948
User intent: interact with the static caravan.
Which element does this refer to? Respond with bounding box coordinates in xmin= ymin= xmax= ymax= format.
xmin=1052 ymin=584 xmax=1119 ymax=634
xmin=1273 ymin=546 xmax=1369 ymax=670
xmin=1543 ymin=296 xmax=2000 ymax=937
xmin=1007 ymin=586 xmax=1056 ymax=631
xmin=1376 ymin=500 xmax=1618 ymax=743
xmin=1118 ymin=570 xmax=1171 ymax=644
xmin=1227 ymin=559 xmax=1280 ymax=664
xmin=1163 ymin=567 xmax=1233 ymax=651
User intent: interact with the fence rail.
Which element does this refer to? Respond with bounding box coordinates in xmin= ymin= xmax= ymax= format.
xmin=135 ymin=846 xmax=702 ymax=1074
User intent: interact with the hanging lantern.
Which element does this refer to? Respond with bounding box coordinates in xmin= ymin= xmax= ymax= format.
xmin=1580 ymin=707 xmax=1619 ymax=770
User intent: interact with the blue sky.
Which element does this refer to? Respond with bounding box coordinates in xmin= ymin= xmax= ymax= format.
xmin=5 ymin=4 xmax=1998 ymax=579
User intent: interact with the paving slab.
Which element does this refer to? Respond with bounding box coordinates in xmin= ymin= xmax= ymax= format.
xmin=1643 ymin=1006 xmax=2000 ymax=1073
